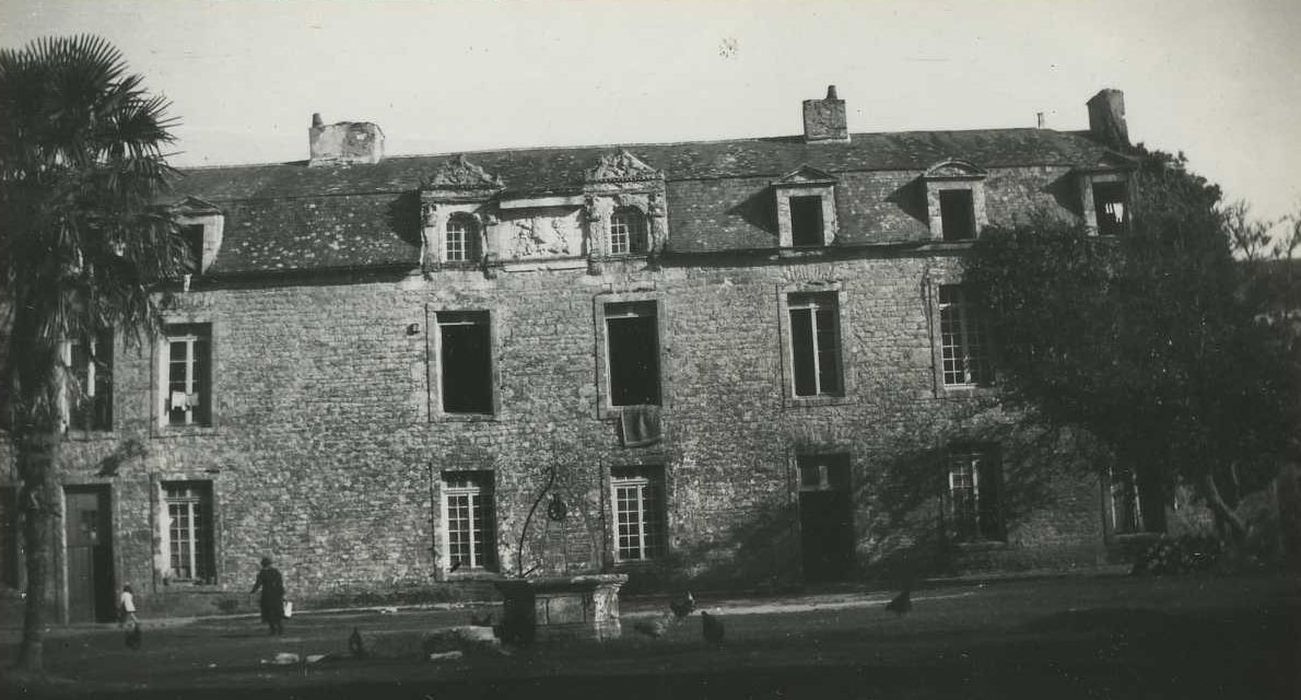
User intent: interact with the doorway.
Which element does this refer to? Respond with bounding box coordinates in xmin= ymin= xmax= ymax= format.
xmin=65 ymin=487 xmax=114 ymax=623
xmin=797 ymin=454 xmax=855 ymax=582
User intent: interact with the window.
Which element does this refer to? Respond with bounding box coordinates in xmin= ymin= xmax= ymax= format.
xmin=445 ymin=213 xmax=480 ymax=263
xmin=612 ymin=466 xmax=665 ymax=562
xmin=0 ymin=487 xmax=16 ymax=588
xmin=437 ymin=311 xmax=493 ymax=415
xmin=939 ymin=190 xmax=976 ymax=241
xmin=67 ymin=332 xmax=113 ymax=432
xmin=790 ymin=195 xmax=825 ymax=247
xmin=938 ymin=285 xmax=993 ymax=388
xmin=609 ymin=207 xmax=648 ymax=255
xmin=947 ymin=446 xmax=1003 ymax=542
xmin=182 ymin=223 xmax=205 ymax=274
xmin=788 ymin=292 xmax=843 ymax=397
xmin=1110 ymin=468 xmax=1165 ymax=534
xmin=165 ymin=324 xmax=212 ymax=427
xmin=605 ymin=302 xmax=661 ymax=407
xmin=164 ymin=482 xmax=215 ymax=583
xmin=1093 ymin=181 xmax=1128 ymax=236
xmin=443 ymin=471 xmax=496 ymax=571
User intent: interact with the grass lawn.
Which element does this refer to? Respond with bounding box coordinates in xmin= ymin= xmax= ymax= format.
xmin=2 ymin=573 xmax=1297 ymax=698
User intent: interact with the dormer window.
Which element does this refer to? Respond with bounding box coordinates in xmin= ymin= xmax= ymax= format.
xmin=772 ymin=165 xmax=838 ymax=249
xmin=172 ymin=197 xmax=224 ymax=275
xmin=1092 ymin=180 xmax=1128 ymax=236
xmin=609 ymin=206 xmax=648 ymax=255
xmin=445 ymin=213 xmax=480 ymax=263
xmin=182 ymin=224 xmax=205 ymax=273
xmin=923 ymin=160 xmax=987 ymax=242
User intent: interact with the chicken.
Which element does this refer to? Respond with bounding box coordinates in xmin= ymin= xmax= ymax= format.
xmin=348 ymin=626 xmax=366 ymax=658
xmin=885 ymin=588 xmax=911 ymax=616
xmin=124 ymin=622 xmax=142 ymax=650
xmin=700 ymin=610 xmax=724 ymax=645
xmin=669 ymin=591 xmax=695 ymax=619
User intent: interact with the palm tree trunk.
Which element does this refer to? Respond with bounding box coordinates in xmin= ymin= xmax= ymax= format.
xmin=15 ymin=432 xmax=61 ymax=672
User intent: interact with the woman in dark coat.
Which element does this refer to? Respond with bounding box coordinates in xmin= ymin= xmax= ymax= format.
xmin=250 ymin=557 xmax=286 ymax=635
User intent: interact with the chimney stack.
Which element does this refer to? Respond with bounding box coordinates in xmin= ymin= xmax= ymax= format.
xmin=1036 ymin=112 xmax=1045 ymax=129
xmin=803 ymin=85 xmax=849 ymax=143
xmin=309 ymin=114 xmax=385 ymax=166
xmin=1086 ymin=89 xmax=1129 ymax=149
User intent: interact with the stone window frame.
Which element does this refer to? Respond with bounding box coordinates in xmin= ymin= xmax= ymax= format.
xmin=425 ymin=303 xmax=501 ymax=422
xmin=772 ymin=167 xmax=839 ymax=249
xmin=942 ymin=442 xmax=1006 ymax=545
xmin=600 ymin=454 xmax=669 ymax=569
xmin=151 ymin=474 xmax=224 ymax=589
xmin=926 ymin=274 xmax=996 ymax=398
xmin=776 ymin=281 xmax=854 ymax=409
xmin=608 ymin=205 xmax=649 ymax=256
xmin=438 ymin=470 xmax=498 ymax=576
xmin=173 ymin=197 xmax=224 ymax=278
xmin=444 ymin=212 xmax=481 ymax=263
xmin=61 ymin=329 xmax=116 ymax=439
xmin=152 ymin=317 xmax=219 ymax=437
xmin=922 ymin=160 xmax=988 ymax=242
xmin=421 ymin=200 xmax=495 ymax=271
xmin=160 ymin=480 xmax=217 ymax=584
xmin=593 ymin=291 xmax=669 ymax=420
xmin=1079 ymin=170 xmax=1133 ymax=237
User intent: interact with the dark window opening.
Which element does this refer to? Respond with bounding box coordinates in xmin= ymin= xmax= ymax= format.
xmin=1111 ymin=468 xmax=1166 ymax=534
xmin=947 ymin=445 xmax=1004 ymax=542
xmin=166 ymin=324 xmax=212 ymax=427
xmin=183 ymin=224 xmax=205 ymax=273
xmin=790 ymin=195 xmax=825 ymax=247
xmin=798 ymin=454 xmax=854 ymax=581
xmin=939 ymin=190 xmax=976 ymax=241
xmin=70 ymin=331 xmax=113 ymax=431
xmin=1093 ymin=181 xmax=1128 ymax=236
xmin=606 ymin=302 xmax=661 ymax=407
xmin=789 ymin=292 xmax=843 ymax=397
xmin=438 ymin=311 xmax=493 ymax=414
xmin=0 ymin=487 xmax=16 ymax=588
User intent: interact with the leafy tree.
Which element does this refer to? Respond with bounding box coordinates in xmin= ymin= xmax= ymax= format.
xmin=964 ymin=147 xmax=1298 ymax=545
xmin=1 ymin=35 xmax=184 ymax=672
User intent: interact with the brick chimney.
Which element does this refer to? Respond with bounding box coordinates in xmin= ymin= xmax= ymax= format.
xmin=308 ymin=113 xmax=385 ymax=166
xmin=1086 ymin=89 xmax=1129 ymax=149
xmin=803 ymin=85 xmax=849 ymax=143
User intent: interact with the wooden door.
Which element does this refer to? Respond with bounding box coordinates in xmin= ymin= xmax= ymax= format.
xmin=65 ymin=488 xmax=113 ymax=622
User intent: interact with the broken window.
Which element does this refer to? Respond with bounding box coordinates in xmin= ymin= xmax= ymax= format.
xmin=788 ymin=292 xmax=843 ymax=397
xmin=443 ymin=471 xmax=496 ymax=571
xmin=67 ymin=331 xmax=113 ymax=432
xmin=609 ymin=206 xmax=648 ymax=255
xmin=939 ymin=189 xmax=977 ymax=241
xmin=939 ymin=285 xmax=993 ymax=387
xmin=165 ymin=324 xmax=212 ymax=427
xmin=445 ymin=213 xmax=480 ymax=263
xmin=947 ymin=445 xmax=1003 ymax=542
xmin=612 ymin=466 xmax=665 ymax=561
xmin=1093 ymin=181 xmax=1128 ymax=236
xmin=1110 ymin=467 xmax=1166 ymax=534
xmin=164 ymin=481 xmax=215 ymax=583
xmin=605 ymin=302 xmax=661 ymax=407
xmin=437 ymin=311 xmax=493 ymax=415
xmin=790 ymin=195 xmax=825 ymax=247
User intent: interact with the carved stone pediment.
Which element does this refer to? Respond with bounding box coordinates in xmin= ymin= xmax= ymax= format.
xmin=172 ymin=196 xmax=222 ymax=215
xmin=584 ymin=150 xmax=663 ymax=184
xmin=421 ymin=154 xmax=505 ymax=191
xmin=1074 ymin=150 xmax=1139 ymax=174
xmin=923 ymin=159 xmax=987 ymax=180
xmin=772 ymin=164 xmax=838 ymax=187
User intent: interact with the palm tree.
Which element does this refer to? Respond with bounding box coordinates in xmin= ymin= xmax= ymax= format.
xmin=1 ymin=35 xmax=185 ymax=672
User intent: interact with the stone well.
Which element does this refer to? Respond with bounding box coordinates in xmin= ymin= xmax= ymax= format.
xmin=494 ymin=574 xmax=628 ymax=644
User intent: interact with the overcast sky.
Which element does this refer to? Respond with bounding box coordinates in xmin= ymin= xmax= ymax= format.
xmin=3 ymin=0 xmax=1299 ymax=224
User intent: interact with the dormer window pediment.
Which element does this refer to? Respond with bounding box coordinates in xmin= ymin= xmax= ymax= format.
xmin=923 ymin=159 xmax=988 ymax=181
xmin=1073 ymin=151 xmax=1139 ymax=175
xmin=421 ymin=154 xmax=505 ymax=195
xmin=584 ymin=149 xmax=663 ymax=185
xmin=773 ymin=165 xmax=838 ymax=187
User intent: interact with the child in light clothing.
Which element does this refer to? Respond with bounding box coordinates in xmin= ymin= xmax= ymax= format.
xmin=118 ymin=584 xmax=138 ymax=628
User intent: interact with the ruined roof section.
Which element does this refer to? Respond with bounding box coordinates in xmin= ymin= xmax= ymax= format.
xmin=175 ymin=128 xmax=1118 ymax=275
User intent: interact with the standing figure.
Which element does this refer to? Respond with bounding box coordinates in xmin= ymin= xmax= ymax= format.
xmin=250 ymin=557 xmax=286 ymax=635
xmin=118 ymin=584 xmax=139 ymax=628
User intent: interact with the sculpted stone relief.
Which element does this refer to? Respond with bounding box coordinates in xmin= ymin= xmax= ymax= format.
xmin=501 ymin=208 xmax=584 ymax=260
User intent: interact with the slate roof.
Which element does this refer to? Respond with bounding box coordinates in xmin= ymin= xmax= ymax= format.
xmin=175 ymin=128 xmax=1118 ymax=276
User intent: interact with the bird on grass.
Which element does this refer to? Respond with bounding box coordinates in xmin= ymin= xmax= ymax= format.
xmin=700 ymin=610 xmax=725 ymax=645
xmin=885 ymin=587 xmax=912 ymax=616
xmin=348 ymin=626 xmax=366 ymax=658
xmin=124 ymin=622 xmax=142 ymax=650
xmin=669 ymin=591 xmax=696 ymax=619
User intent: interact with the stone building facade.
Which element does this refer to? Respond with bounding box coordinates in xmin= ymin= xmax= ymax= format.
xmin=2 ymin=87 xmax=1164 ymax=621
